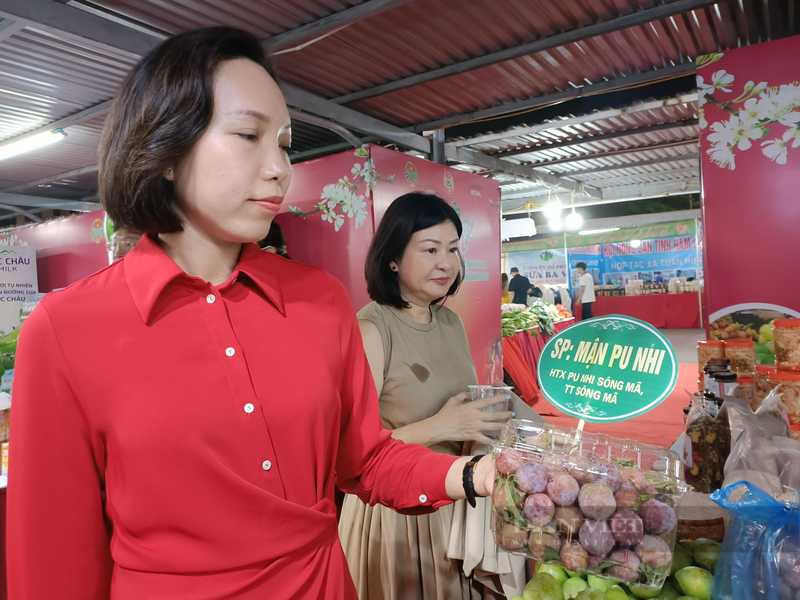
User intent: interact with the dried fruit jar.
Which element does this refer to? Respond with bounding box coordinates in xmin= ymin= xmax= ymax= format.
xmin=774 ymin=319 xmax=800 ymax=371
xmin=754 ymin=364 xmax=777 ymax=407
xmin=724 ymin=339 xmax=756 ymax=378
xmin=491 ymin=419 xmax=686 ymax=590
xmin=736 ymin=377 xmax=756 ymax=410
xmin=773 ymin=370 xmax=800 ymax=440
xmin=697 ymin=341 xmax=725 ymax=374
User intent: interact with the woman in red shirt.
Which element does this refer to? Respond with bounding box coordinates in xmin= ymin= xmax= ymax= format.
xmin=7 ymin=27 xmax=494 ymax=600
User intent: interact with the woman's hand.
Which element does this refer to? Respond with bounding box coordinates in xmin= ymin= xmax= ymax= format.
xmin=474 ymin=454 xmax=496 ymax=498
xmin=431 ymin=391 xmax=513 ymax=446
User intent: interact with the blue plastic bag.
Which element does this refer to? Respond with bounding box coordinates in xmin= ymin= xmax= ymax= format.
xmin=711 ymin=481 xmax=800 ymax=600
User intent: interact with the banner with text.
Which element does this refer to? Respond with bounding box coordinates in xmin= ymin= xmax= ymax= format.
xmin=508 ymin=248 xmax=567 ymax=285
xmin=0 ymin=246 xmax=38 ymax=336
xmin=537 ymin=315 xmax=678 ymax=422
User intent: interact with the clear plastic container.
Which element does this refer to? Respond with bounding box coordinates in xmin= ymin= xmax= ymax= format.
xmin=773 ymin=370 xmax=800 ymax=439
xmin=697 ymin=340 xmax=725 ymax=374
xmin=724 ymin=339 xmax=756 ymax=378
xmin=774 ymin=319 xmax=800 ymax=371
xmin=491 ymin=419 xmax=686 ymax=590
xmin=754 ymin=364 xmax=777 ymax=408
xmin=736 ymin=377 xmax=755 ymax=410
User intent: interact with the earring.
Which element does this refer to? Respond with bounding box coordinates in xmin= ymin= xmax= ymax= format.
xmin=165 ymin=167 xmax=174 ymax=179
xmin=390 ymin=264 xmax=398 ymax=272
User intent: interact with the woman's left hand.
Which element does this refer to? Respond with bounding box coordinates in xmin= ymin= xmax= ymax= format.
xmin=474 ymin=455 xmax=496 ymax=498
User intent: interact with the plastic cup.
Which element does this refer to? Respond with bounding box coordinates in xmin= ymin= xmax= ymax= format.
xmin=469 ymin=385 xmax=511 ymax=412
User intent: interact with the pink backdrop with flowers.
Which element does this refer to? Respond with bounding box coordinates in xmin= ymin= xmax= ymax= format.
xmin=277 ymin=144 xmax=503 ymax=384
xmin=698 ymin=37 xmax=800 ymax=324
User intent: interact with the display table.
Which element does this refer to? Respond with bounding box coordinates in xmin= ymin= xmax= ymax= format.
xmin=591 ymin=293 xmax=700 ymax=328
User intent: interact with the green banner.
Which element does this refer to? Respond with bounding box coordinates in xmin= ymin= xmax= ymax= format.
xmin=537 ymin=316 xmax=678 ymax=423
xmin=502 ymin=220 xmax=696 ymax=253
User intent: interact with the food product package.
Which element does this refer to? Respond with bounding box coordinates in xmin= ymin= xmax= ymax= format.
xmin=710 ymin=481 xmax=800 ymax=600
xmin=684 ymin=393 xmax=730 ymax=493
xmin=490 ymin=419 xmax=686 ymax=591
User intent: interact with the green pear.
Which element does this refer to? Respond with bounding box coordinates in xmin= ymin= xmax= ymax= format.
xmin=691 ymin=539 xmax=721 ymax=574
xmin=657 ymin=580 xmax=682 ymax=600
xmin=605 ymin=585 xmax=630 ymax=600
xmin=674 ymin=567 xmax=713 ymax=600
xmin=670 ymin=543 xmax=694 ymax=575
xmin=563 ymin=577 xmax=589 ymax=600
xmin=524 ymin=573 xmax=564 ymax=600
xmin=627 ymin=582 xmax=663 ymax=599
xmin=574 ymin=590 xmax=605 ymax=600
xmin=566 ymin=569 xmax=588 ymax=579
xmin=586 ymin=575 xmax=613 ymax=592
xmin=535 ymin=563 xmax=569 ymax=586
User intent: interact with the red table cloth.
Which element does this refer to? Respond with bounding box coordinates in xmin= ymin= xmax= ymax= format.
xmin=507 ymin=319 xmax=575 ymax=396
xmin=591 ymin=294 xmax=700 ymax=329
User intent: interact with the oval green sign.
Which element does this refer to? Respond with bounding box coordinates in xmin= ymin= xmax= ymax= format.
xmin=537 ymin=315 xmax=678 ymax=423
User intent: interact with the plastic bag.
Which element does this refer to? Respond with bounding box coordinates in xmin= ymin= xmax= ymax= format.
xmin=684 ymin=392 xmax=729 ymax=493
xmin=773 ymin=436 xmax=800 ymax=500
xmin=711 ymin=481 xmax=800 ymax=600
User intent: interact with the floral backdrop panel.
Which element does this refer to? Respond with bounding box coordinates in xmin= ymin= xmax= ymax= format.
xmin=698 ymin=36 xmax=800 ymax=327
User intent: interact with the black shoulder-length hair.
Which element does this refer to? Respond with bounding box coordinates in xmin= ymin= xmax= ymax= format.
xmin=365 ymin=192 xmax=463 ymax=309
xmin=98 ymin=27 xmax=277 ymax=234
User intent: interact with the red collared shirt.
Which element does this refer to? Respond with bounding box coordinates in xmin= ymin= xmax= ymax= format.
xmin=8 ymin=235 xmax=457 ymax=599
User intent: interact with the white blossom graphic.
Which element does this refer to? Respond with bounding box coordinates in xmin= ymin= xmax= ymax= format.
xmin=288 ymin=146 xmax=395 ymax=231
xmin=699 ymin=54 xmax=800 ymax=170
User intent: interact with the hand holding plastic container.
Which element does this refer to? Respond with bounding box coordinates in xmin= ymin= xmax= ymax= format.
xmin=490 ymin=419 xmax=686 ymax=591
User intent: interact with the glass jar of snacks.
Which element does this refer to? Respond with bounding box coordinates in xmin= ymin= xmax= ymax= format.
xmin=491 ymin=420 xmax=685 ymax=591
xmin=697 ymin=340 xmax=725 ymax=374
xmin=774 ymin=319 xmax=800 ymax=371
xmin=773 ymin=370 xmax=800 ymax=440
xmin=714 ymin=371 xmax=738 ymax=398
xmin=725 ymin=339 xmax=756 ymax=377
xmin=754 ymin=364 xmax=777 ymax=407
xmin=736 ymin=377 xmax=756 ymax=410
xmin=703 ymin=359 xmax=730 ymax=394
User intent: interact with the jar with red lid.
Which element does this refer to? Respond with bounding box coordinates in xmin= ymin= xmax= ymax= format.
xmin=754 ymin=364 xmax=778 ymax=407
xmin=697 ymin=340 xmax=725 ymax=374
xmin=736 ymin=377 xmax=756 ymax=410
xmin=774 ymin=319 xmax=800 ymax=371
xmin=725 ymin=339 xmax=756 ymax=378
xmin=773 ymin=370 xmax=800 ymax=440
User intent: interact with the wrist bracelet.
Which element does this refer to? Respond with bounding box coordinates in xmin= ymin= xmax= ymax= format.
xmin=462 ymin=454 xmax=486 ymax=508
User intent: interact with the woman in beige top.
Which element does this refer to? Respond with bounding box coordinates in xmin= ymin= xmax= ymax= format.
xmin=338 ymin=193 xmax=533 ymax=600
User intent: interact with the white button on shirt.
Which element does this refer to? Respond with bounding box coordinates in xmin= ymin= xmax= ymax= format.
xmin=244 ymin=403 xmax=254 ymax=414
xmin=262 ymin=460 xmax=272 ymax=471
xmin=206 ymin=294 xmax=216 ymax=304
xmin=419 ymin=494 xmax=427 ymax=503
xmin=225 ymin=347 xmax=235 ymax=357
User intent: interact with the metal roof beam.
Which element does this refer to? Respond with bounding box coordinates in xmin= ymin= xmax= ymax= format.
xmin=444 ymin=146 xmax=601 ymax=197
xmin=333 ymin=0 xmax=717 ymax=105
xmin=494 ymin=119 xmax=699 ymax=158
xmin=267 ymin=0 xmax=417 ymax=49
xmin=0 ymin=98 xmax=111 ymax=147
xmin=450 ymin=93 xmax=699 ymax=147
xmin=599 ymin=179 xmax=700 ymax=202
xmin=287 ymin=109 xmax=361 ymax=148
xmin=0 ymin=192 xmax=102 ymax=212
xmin=528 ymin=139 xmax=697 ymax=168
xmin=561 ymin=153 xmax=700 ymax=176
xmin=0 ymin=165 xmax=99 ymax=194
xmin=0 ymin=0 xmax=158 ymax=56
xmin=0 ymin=203 xmax=43 ymax=223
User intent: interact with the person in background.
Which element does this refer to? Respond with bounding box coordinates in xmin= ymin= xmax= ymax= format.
xmin=501 ymin=272 xmax=510 ymax=304
xmin=339 ymin=193 xmax=536 ymax=600
xmin=507 ymin=267 xmax=532 ymax=305
xmin=8 ymin=27 xmax=497 ymax=600
xmin=575 ymin=261 xmax=596 ymax=320
xmin=257 ymin=221 xmax=290 ymax=258
xmin=107 ymin=225 xmax=141 ymax=262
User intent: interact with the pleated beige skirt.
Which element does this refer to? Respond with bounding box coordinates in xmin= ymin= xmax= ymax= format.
xmin=339 ymin=494 xmax=481 ymax=600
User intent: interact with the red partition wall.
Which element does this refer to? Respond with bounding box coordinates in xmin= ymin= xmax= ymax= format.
xmin=699 ymin=39 xmax=800 ymax=325
xmin=0 ymin=211 xmax=109 ymax=293
xmin=278 ymin=145 xmax=502 ymax=384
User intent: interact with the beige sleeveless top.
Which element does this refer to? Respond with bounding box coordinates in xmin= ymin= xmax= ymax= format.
xmin=357 ymin=301 xmax=479 ymax=457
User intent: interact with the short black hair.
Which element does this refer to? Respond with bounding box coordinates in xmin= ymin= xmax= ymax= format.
xmin=365 ymin=193 xmax=463 ymax=309
xmin=257 ymin=222 xmax=289 ymax=258
xmin=99 ymin=27 xmax=277 ymax=234
xmin=510 ymin=267 xmax=519 ymax=273
xmin=576 ymin=262 xmax=587 ymax=270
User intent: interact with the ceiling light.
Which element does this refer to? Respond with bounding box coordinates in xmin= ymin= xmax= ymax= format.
xmin=501 ymin=216 xmax=537 ymax=241
xmin=543 ymin=201 xmax=563 ymax=219
xmin=630 ymin=239 xmax=642 ymax=248
xmin=579 ymin=227 xmax=620 ymax=235
xmin=548 ymin=216 xmax=563 ymax=231
xmin=565 ymin=208 xmax=583 ymax=230
xmin=0 ymin=129 xmax=67 ymax=162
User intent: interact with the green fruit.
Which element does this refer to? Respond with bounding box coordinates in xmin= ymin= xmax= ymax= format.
xmin=759 ymin=324 xmax=772 ymax=337
xmin=691 ymin=539 xmax=721 ymax=574
xmin=675 ymin=597 xmax=701 ymax=600
xmin=755 ymin=342 xmax=767 ymax=354
xmin=566 ymin=570 xmax=587 ymax=579
xmin=671 ymin=543 xmax=693 ymax=575
xmin=627 ymin=583 xmax=663 ymax=599
xmin=535 ymin=563 xmax=569 ymax=586
xmin=756 ymin=353 xmax=771 ymax=364
xmin=586 ymin=575 xmax=613 ymax=592
xmin=574 ymin=590 xmax=604 ymax=600
xmin=512 ymin=597 xmax=525 ymax=600
xmin=563 ymin=577 xmax=589 ymax=599
xmin=657 ymin=580 xmax=682 ymax=600
xmin=605 ymin=585 xmax=630 ymax=600
xmin=674 ymin=567 xmax=713 ymax=600
xmin=758 ymin=334 xmax=770 ymax=345
xmin=524 ymin=573 xmax=564 ymax=600
xmin=766 ymin=341 xmax=775 ymax=353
